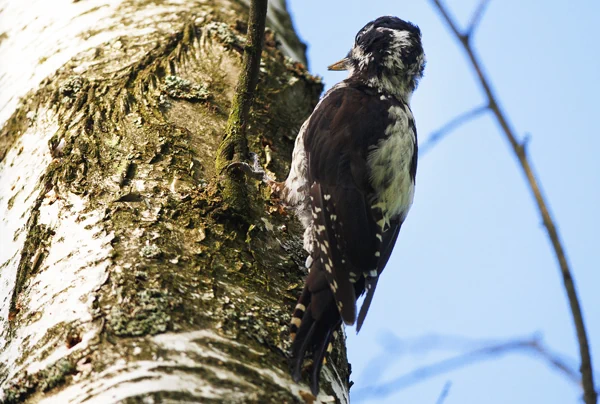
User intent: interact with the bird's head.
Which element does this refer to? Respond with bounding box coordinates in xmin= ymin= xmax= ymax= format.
xmin=328 ymin=16 xmax=425 ymax=102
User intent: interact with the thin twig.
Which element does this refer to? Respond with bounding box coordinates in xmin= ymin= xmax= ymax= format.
xmin=352 ymin=335 xmax=580 ymax=401
xmin=529 ymin=338 xmax=584 ymax=384
xmin=429 ymin=1 xmax=597 ymax=403
xmin=215 ymin=0 xmax=269 ymax=211
xmin=435 ymin=381 xmax=452 ymax=404
xmin=420 ymin=104 xmax=488 ymax=155
xmin=465 ymin=0 xmax=491 ymax=39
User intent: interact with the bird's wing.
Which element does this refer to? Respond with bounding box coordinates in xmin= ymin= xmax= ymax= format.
xmin=356 ymin=217 xmax=401 ymax=331
xmin=304 ymin=84 xmax=405 ymax=325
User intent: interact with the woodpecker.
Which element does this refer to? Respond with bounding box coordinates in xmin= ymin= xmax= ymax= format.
xmin=284 ymin=16 xmax=425 ymax=394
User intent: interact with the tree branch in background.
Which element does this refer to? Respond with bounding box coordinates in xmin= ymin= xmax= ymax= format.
xmin=426 ymin=1 xmax=596 ymax=403
xmin=352 ymin=333 xmax=580 ymax=402
xmin=465 ymin=0 xmax=491 ymax=39
xmin=435 ymin=381 xmax=452 ymax=404
xmin=419 ymin=104 xmax=488 ymax=155
xmin=215 ymin=0 xmax=269 ymax=212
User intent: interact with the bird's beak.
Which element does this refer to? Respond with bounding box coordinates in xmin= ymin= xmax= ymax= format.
xmin=327 ymin=57 xmax=350 ymax=71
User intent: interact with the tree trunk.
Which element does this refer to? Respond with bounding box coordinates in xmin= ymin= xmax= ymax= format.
xmin=0 ymin=1 xmax=350 ymax=402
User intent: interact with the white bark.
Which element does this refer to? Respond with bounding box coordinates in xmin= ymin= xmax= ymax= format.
xmin=0 ymin=0 xmax=347 ymax=402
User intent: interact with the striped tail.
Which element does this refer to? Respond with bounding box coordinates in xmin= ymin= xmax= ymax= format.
xmin=290 ymin=258 xmax=342 ymax=395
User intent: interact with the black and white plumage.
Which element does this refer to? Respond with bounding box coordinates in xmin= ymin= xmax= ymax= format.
xmin=284 ymin=16 xmax=425 ymax=394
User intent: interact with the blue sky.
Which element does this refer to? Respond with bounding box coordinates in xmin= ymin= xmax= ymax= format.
xmin=288 ymin=1 xmax=600 ymax=403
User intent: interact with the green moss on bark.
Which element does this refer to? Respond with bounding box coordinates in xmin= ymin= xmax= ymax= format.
xmin=3 ymin=358 xmax=76 ymax=404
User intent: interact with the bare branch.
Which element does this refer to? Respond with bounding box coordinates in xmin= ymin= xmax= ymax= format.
xmin=429 ymin=1 xmax=597 ymax=403
xmin=431 ymin=0 xmax=468 ymax=44
xmin=215 ymin=0 xmax=269 ymax=212
xmin=420 ymin=104 xmax=488 ymax=156
xmin=435 ymin=381 xmax=452 ymax=404
xmin=466 ymin=0 xmax=492 ymax=39
xmin=529 ymin=338 xmax=584 ymax=385
xmin=352 ymin=334 xmax=580 ymax=402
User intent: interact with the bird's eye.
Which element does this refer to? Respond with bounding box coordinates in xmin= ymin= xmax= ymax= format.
xmin=355 ymin=33 xmax=363 ymax=43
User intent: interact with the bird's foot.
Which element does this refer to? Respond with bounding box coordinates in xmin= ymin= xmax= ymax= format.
xmin=226 ymin=153 xmax=287 ymax=201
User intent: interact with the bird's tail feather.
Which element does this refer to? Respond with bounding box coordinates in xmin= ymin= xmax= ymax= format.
xmin=290 ymin=260 xmax=341 ymax=395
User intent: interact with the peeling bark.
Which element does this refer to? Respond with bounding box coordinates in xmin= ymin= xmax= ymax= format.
xmin=0 ymin=1 xmax=350 ymax=402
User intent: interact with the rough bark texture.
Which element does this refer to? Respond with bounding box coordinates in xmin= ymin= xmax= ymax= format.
xmin=0 ymin=1 xmax=350 ymax=402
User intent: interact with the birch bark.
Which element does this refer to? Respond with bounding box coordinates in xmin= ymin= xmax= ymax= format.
xmin=0 ymin=1 xmax=349 ymax=402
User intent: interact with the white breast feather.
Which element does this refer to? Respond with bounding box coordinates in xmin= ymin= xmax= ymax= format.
xmin=367 ymin=104 xmax=416 ymax=226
